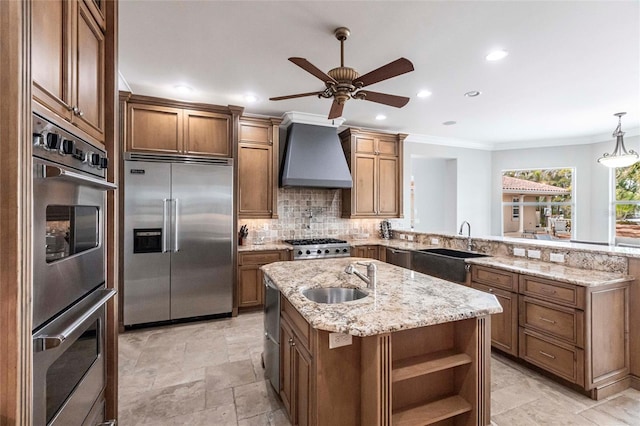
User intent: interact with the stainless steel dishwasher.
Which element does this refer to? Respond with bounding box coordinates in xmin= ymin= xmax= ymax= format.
xmin=263 ymin=276 xmax=280 ymax=392
xmin=385 ymin=247 xmax=412 ymax=269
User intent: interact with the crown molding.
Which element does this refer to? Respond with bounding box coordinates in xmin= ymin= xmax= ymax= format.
xmin=280 ymin=111 xmax=345 ymax=128
xmin=405 ymin=133 xmax=493 ymax=150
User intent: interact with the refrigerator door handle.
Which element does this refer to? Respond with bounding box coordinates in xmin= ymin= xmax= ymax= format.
xmin=174 ymin=198 xmax=180 ymax=252
xmin=162 ymin=199 xmax=170 ymax=253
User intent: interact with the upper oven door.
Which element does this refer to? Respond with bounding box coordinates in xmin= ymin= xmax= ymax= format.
xmin=32 ymin=158 xmax=113 ymax=331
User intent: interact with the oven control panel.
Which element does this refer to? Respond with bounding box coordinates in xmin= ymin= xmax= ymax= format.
xmin=32 ymin=113 xmax=108 ymax=178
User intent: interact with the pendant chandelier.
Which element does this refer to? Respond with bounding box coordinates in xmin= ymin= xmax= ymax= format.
xmin=597 ymin=112 xmax=638 ymax=168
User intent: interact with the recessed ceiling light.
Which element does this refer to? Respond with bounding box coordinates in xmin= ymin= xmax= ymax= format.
xmin=485 ymin=49 xmax=509 ymax=61
xmin=375 ymin=114 xmax=387 ymax=120
xmin=417 ymin=90 xmax=432 ymax=98
xmin=244 ymin=94 xmax=259 ymax=103
xmin=173 ymin=84 xmax=193 ymax=94
xmin=464 ymin=91 xmax=481 ymax=97
xmin=443 ymin=121 xmax=457 ymax=126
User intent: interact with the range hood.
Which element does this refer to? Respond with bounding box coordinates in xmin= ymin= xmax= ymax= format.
xmin=280 ymin=123 xmax=353 ymax=188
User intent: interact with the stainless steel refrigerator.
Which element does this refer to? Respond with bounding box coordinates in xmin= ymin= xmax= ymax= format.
xmin=123 ymin=155 xmax=233 ymax=326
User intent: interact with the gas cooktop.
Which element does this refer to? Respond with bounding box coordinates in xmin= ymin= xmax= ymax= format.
xmin=284 ymin=238 xmax=351 ymax=260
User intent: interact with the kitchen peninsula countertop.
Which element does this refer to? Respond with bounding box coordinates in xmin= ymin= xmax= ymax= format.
xmin=466 ymin=256 xmax=633 ymax=287
xmin=237 ymin=242 xmax=291 ymax=252
xmin=261 ymin=257 xmax=502 ymax=337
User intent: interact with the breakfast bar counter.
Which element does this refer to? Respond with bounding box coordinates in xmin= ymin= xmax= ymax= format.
xmin=261 ymin=258 xmax=502 ymax=426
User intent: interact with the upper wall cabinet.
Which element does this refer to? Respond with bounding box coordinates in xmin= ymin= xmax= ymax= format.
xmin=339 ymin=128 xmax=407 ymax=218
xmin=32 ymin=0 xmax=105 ymax=144
xmin=123 ymin=95 xmax=243 ymax=158
xmin=238 ymin=117 xmax=282 ymax=218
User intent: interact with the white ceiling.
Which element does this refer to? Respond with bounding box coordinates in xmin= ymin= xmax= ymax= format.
xmin=118 ymin=0 xmax=640 ymax=148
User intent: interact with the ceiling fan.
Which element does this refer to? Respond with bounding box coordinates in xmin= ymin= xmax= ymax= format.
xmin=270 ymin=27 xmax=415 ymax=119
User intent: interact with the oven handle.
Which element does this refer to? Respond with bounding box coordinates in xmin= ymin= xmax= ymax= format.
xmin=44 ymin=165 xmax=117 ymax=191
xmin=33 ymin=289 xmax=116 ymax=352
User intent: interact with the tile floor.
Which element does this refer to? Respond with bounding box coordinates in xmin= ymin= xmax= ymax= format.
xmin=118 ymin=311 xmax=640 ymax=425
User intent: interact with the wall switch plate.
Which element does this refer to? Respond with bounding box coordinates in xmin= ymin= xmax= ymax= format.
xmin=329 ymin=333 xmax=353 ymax=349
xmin=399 ymin=234 xmax=406 ymax=240
xmin=431 ymin=238 xmax=439 ymax=245
xmin=528 ymin=249 xmax=541 ymax=259
xmin=513 ymin=248 xmax=526 ymax=257
xmin=407 ymin=235 xmax=414 ymax=241
xmin=550 ymin=253 xmax=565 ymax=263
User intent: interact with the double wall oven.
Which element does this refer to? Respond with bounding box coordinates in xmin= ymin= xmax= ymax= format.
xmin=32 ymin=113 xmax=116 ymax=426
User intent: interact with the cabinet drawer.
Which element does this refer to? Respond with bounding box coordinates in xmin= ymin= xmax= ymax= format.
xmin=519 ymin=328 xmax=584 ymax=385
xmin=519 ymin=296 xmax=584 ymax=347
xmin=281 ymin=297 xmax=311 ymax=351
xmin=471 ymin=266 xmax=517 ymax=291
xmin=519 ymin=276 xmax=585 ymax=309
xmin=239 ymin=251 xmax=286 ymax=266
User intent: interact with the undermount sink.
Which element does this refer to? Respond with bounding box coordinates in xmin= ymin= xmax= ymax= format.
xmin=302 ymin=287 xmax=368 ymax=304
xmin=411 ymin=248 xmax=489 ymax=283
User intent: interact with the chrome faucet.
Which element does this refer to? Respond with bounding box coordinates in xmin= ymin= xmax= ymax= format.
xmin=344 ymin=262 xmax=377 ymax=289
xmin=459 ymin=221 xmax=473 ymax=251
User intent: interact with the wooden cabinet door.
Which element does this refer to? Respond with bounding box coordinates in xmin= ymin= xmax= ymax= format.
xmin=32 ymin=0 xmax=73 ymax=121
xmin=355 ymin=135 xmax=376 ymax=154
xmin=238 ymin=265 xmax=263 ymax=308
xmin=293 ymin=344 xmax=312 ymax=426
xmin=351 ymin=246 xmax=366 ymax=257
xmin=472 ymin=282 xmax=518 ymax=356
xmin=73 ymin=1 xmax=105 ymax=142
xmin=183 ymin=110 xmax=231 ymax=157
xmin=377 ymin=156 xmax=399 ymax=217
xmin=280 ymin=320 xmax=294 ymax=418
xmin=238 ymin=143 xmax=273 ymax=217
xmin=365 ymin=246 xmax=379 ymax=259
xmin=126 ymin=103 xmax=183 ymax=153
xmin=354 ymin=154 xmax=377 ymax=216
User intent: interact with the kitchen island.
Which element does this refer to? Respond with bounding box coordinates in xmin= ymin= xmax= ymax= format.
xmin=261 ymin=258 xmax=502 ymax=426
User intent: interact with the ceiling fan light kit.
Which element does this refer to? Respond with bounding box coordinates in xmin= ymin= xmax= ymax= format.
xmin=270 ymin=27 xmax=414 ymax=119
xmin=597 ymin=112 xmax=638 ymax=168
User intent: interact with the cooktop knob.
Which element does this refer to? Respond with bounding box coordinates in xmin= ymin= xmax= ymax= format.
xmin=297 ymin=250 xmax=303 ymax=255
xmin=99 ymin=157 xmax=109 ymax=169
xmin=316 ymin=249 xmax=322 ymax=254
xmin=90 ymin=153 xmax=101 ymax=167
xmin=60 ymin=139 xmax=74 ymax=155
xmin=342 ymin=248 xmax=349 ymax=253
xmin=335 ymin=249 xmax=340 ymax=253
xmin=325 ymin=249 xmax=330 ymax=254
xmin=33 ymin=133 xmax=44 ymax=148
xmin=305 ymin=250 xmax=311 ymax=255
xmin=45 ymin=133 xmax=60 ymax=150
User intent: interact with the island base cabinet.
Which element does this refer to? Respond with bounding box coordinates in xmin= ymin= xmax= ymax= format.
xmin=362 ymin=317 xmax=491 ymax=426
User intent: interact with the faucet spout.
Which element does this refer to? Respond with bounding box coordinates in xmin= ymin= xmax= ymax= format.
xmin=458 ymin=221 xmax=473 ymax=251
xmin=344 ymin=262 xmax=377 ymax=289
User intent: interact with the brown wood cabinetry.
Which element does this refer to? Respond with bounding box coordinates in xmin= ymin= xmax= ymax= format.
xmin=471 ymin=266 xmax=519 ymax=356
xmin=278 ymin=296 xmax=491 ymax=425
xmin=124 ymin=95 xmax=241 ymax=157
xmin=238 ymin=117 xmax=282 ymax=218
xmin=237 ymin=250 xmax=288 ymax=310
xmin=351 ymin=245 xmax=380 ymax=259
xmin=339 ymin=128 xmax=407 ymax=218
xmin=32 ymin=0 xmax=105 ymax=144
xmin=471 ymin=264 xmax=631 ymax=399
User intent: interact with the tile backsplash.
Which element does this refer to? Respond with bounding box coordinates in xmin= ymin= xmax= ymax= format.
xmin=239 ymin=188 xmax=399 ymax=243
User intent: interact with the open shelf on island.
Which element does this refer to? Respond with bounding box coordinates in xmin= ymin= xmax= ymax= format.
xmin=392 ymin=395 xmax=472 ymax=426
xmin=393 ymin=349 xmax=472 ymax=383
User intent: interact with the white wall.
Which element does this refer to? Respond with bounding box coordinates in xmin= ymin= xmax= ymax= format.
xmin=403 ymin=141 xmax=493 ymax=236
xmin=411 ymin=158 xmax=457 ymax=233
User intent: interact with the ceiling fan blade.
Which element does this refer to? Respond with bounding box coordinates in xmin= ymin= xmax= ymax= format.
xmin=328 ymin=101 xmax=344 ymax=119
xmin=289 ymin=57 xmax=338 ymax=85
xmin=269 ymin=91 xmax=325 ymax=101
xmin=353 ymin=58 xmax=414 ymax=88
xmin=356 ymin=90 xmax=410 ymax=108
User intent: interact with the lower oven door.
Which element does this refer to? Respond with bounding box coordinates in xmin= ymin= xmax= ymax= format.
xmin=32 ymin=287 xmax=116 ymax=426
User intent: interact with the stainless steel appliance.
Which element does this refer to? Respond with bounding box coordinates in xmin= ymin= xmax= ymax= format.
xmin=263 ymin=276 xmax=280 ymax=391
xmin=32 ymin=113 xmax=116 ymax=425
xmin=284 ymin=238 xmax=351 ymax=260
xmin=385 ymin=247 xmax=412 ymax=269
xmin=123 ymin=154 xmax=233 ymax=326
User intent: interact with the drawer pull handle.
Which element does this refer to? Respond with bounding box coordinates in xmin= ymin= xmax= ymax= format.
xmin=540 ymin=288 xmax=557 ymax=295
xmin=539 ymin=317 xmax=556 ymax=324
xmin=488 ymin=288 xmax=494 ymax=293
xmin=539 ymin=350 xmax=556 ymax=359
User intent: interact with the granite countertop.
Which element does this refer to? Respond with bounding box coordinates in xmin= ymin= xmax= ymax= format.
xmin=466 ymin=256 xmax=634 ymax=287
xmin=238 ymin=242 xmax=291 ymax=252
xmin=261 ymin=258 xmax=502 ymax=337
